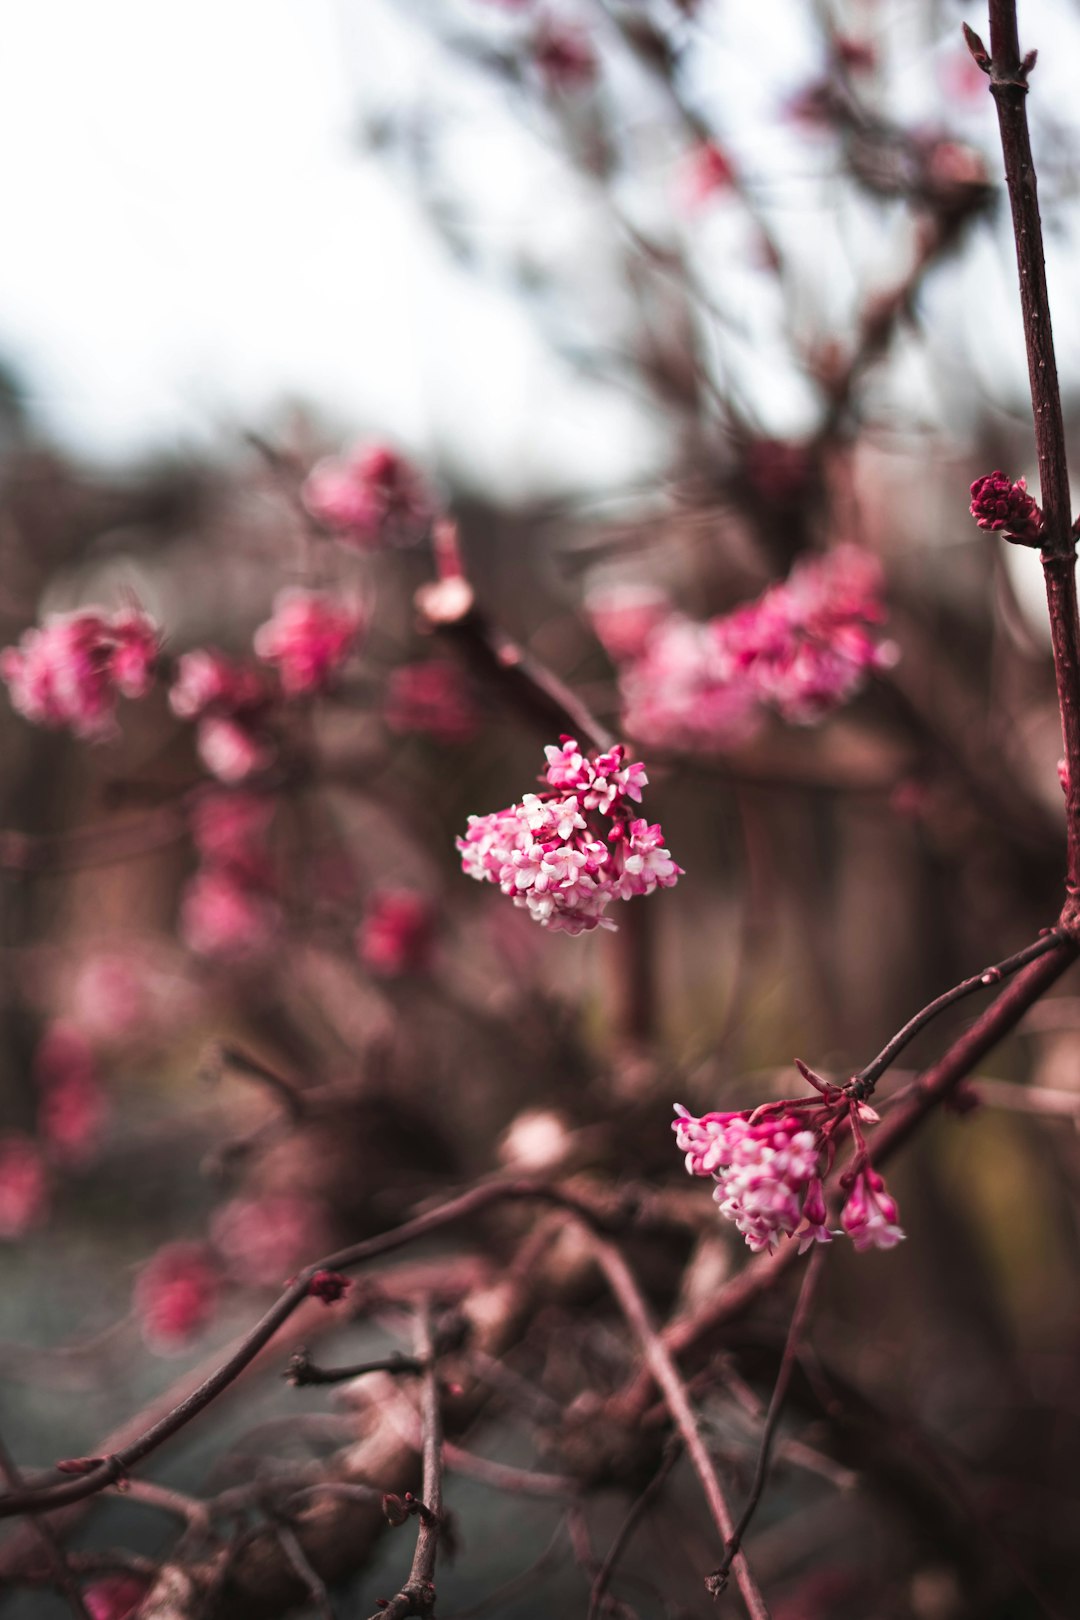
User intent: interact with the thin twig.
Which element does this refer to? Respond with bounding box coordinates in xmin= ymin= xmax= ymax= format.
xmin=850 ymin=930 xmax=1063 ymax=1097
xmin=707 ymin=1246 xmax=825 ymax=1595
xmin=587 ymin=1440 xmax=681 ymax=1620
xmin=980 ymin=1 xmax=1080 ymax=912
xmin=0 ymin=1427 xmax=91 ymax=1620
xmin=285 ymin=1350 xmax=423 ymax=1387
xmin=0 ymin=1180 xmax=613 ymax=1520
xmin=274 ymin=1519 xmax=337 ymax=1619
xmin=587 ymin=1236 xmax=770 ymax=1619
xmin=367 ymin=1300 xmax=444 ymax=1620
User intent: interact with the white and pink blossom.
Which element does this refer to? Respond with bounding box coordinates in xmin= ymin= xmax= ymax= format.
xmin=458 ymin=739 xmax=681 ymax=934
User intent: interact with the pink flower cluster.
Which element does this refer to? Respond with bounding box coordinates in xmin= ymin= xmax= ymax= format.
xmin=302 ymin=443 xmax=431 ymax=549
xmin=674 ymin=1073 xmax=904 ymax=1254
xmin=180 ymin=790 xmax=281 ymax=959
xmin=253 ymin=588 xmax=364 ymax=697
xmin=1 ymin=605 xmax=158 ymax=740
xmin=619 ymin=546 xmax=895 ymax=749
xmin=170 ymin=649 xmax=274 ymax=783
xmin=458 ymin=738 xmax=681 ymax=934
xmin=969 ymin=469 xmax=1043 ymax=545
xmin=357 ymin=889 xmax=437 ymax=976
xmin=385 ymin=659 xmax=479 ymax=745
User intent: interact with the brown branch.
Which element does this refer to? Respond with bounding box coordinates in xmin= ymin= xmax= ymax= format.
xmin=849 ymin=928 xmax=1063 ymax=1098
xmin=0 ymin=1181 xmax=610 ymax=1522
xmin=979 ymin=1 xmax=1080 ymax=910
xmin=285 ymin=1350 xmax=424 ymax=1388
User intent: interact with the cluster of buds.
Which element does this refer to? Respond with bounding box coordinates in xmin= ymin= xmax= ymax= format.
xmin=253 ymin=587 xmax=364 ymax=697
xmin=1 ymin=605 xmax=159 ymax=741
xmin=969 ymin=470 xmax=1044 ymax=545
xmin=673 ymin=1063 xmax=904 ymax=1254
xmin=180 ymin=790 xmax=281 ymax=959
xmin=458 ymin=738 xmax=681 ymax=934
xmin=302 ymin=443 xmax=431 ymax=549
xmin=620 ymin=545 xmax=895 ymax=750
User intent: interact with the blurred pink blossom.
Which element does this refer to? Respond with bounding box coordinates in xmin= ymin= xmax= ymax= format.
xmin=586 ymin=582 xmax=669 ymax=664
xmin=34 ymin=1024 xmax=107 ymax=1167
xmin=134 ymin=1242 xmax=219 ymax=1353
xmin=189 ymin=789 xmax=275 ymax=874
xmin=0 ymin=1134 xmax=49 ymax=1239
xmin=211 ymin=1195 xmax=327 ymax=1288
xmin=1 ymin=606 xmax=159 ymax=741
xmin=180 ymin=866 xmax=280 ymax=958
xmin=302 ymin=444 xmax=431 ymax=549
xmin=620 ymin=545 xmax=895 ymax=747
xmin=385 ymin=660 xmax=479 ymax=745
xmin=84 ymin=1577 xmax=151 ymax=1620
xmin=357 ymin=890 xmax=437 ymax=977
xmin=253 ymin=588 xmax=365 ymax=697
xmin=195 ymin=715 xmax=274 ymax=784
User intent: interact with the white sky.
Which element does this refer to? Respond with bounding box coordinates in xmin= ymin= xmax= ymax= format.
xmin=0 ymin=0 xmax=658 ymax=496
xmin=3 ymin=0 xmax=1080 ymax=511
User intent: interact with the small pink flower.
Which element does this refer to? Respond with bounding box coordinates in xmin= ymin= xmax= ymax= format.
xmin=35 ymin=1024 xmax=106 ymax=1167
xmin=677 ymin=141 xmax=736 ymax=212
xmin=196 ymin=715 xmax=274 ymax=784
xmin=253 ymin=588 xmax=364 ymax=697
xmin=109 ymin=607 xmax=160 ymax=698
xmin=189 ymin=789 xmax=275 ymax=875
xmin=385 ymin=660 xmax=479 ymax=745
xmin=211 ymin=1195 xmax=327 ymax=1288
xmin=0 ymin=1134 xmax=49 ymax=1239
xmin=180 ymin=867 xmax=280 ymax=958
xmin=134 ymin=1242 xmax=219 ymax=1352
xmin=840 ymin=1168 xmax=905 ymax=1252
xmin=302 ymin=444 xmax=431 ymax=549
xmin=357 ymin=890 xmax=437 ymax=977
xmin=84 ymin=1576 xmax=150 ymax=1620
xmin=169 ymin=649 xmax=243 ymax=721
